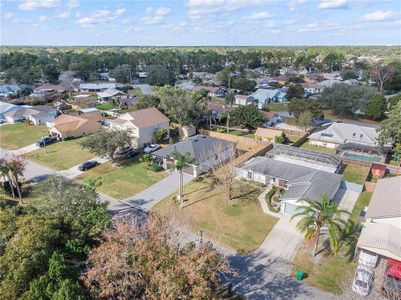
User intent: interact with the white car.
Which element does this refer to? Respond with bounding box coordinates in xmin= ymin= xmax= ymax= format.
xmin=352 ymin=267 xmax=374 ymax=297
xmin=144 ymin=144 xmax=160 ymax=153
xmin=359 ymin=250 xmax=378 ymax=269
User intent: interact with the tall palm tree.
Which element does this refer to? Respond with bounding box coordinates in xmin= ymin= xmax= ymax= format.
xmin=291 ymin=195 xmax=349 ymax=257
xmin=171 ymin=151 xmax=194 ymax=208
xmin=224 ymin=91 xmax=235 ymax=134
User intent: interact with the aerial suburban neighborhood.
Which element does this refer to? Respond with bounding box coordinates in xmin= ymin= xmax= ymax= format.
xmin=0 ymin=0 xmax=401 ymax=299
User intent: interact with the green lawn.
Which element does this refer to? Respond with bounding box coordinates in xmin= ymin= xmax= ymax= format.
xmin=293 ymin=242 xmax=356 ymax=294
xmin=0 ymin=123 xmax=48 ymax=150
xmin=282 ymin=116 xmax=297 ymax=126
xmin=153 ymin=179 xmax=278 ymax=254
xmin=286 ymin=134 xmax=301 ymax=144
xmin=96 ymin=102 xmax=115 ymax=110
xmin=350 ymin=191 xmax=373 ymax=223
xmin=76 ymin=157 xmax=168 ymax=199
xmin=299 ymin=139 xmax=337 ymax=155
xmin=228 ymin=129 xmax=255 ymax=139
xmin=341 ymin=164 xmax=370 ymax=185
xmin=265 ymin=103 xmax=288 ymax=112
xmin=27 ymin=137 xmax=95 ymax=170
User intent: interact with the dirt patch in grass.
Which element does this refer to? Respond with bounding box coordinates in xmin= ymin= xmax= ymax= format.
xmin=153 ymin=179 xmax=278 ymax=254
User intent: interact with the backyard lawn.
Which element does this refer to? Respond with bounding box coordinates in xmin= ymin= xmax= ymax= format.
xmin=350 ymin=191 xmax=373 ymax=223
xmin=0 ymin=123 xmax=48 ymax=150
xmin=27 ymin=137 xmax=95 ymax=170
xmin=153 ymin=179 xmax=278 ymax=253
xmin=228 ymin=129 xmax=255 ymax=139
xmin=76 ymin=157 xmax=168 ymax=199
xmin=265 ymin=103 xmax=288 ymax=112
xmin=286 ymin=134 xmax=301 ymax=145
xmin=341 ymin=164 xmax=370 ymax=185
xmin=293 ymin=242 xmax=356 ymax=294
xmin=299 ymin=139 xmax=337 ymax=155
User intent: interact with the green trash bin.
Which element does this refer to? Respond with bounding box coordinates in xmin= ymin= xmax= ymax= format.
xmin=296 ymin=271 xmax=304 ymax=281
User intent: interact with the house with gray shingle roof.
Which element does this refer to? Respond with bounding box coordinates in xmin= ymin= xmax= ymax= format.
xmin=237 ymin=156 xmax=342 ymax=215
xmin=152 ymin=135 xmax=236 ymax=178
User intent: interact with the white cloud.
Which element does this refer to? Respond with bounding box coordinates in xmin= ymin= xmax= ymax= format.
xmin=4 ymin=12 xmax=14 ymax=21
xmin=288 ymin=0 xmax=306 ymax=11
xmin=57 ymin=11 xmax=70 ymax=18
xmin=38 ymin=15 xmax=48 ymax=21
xmin=317 ymin=0 xmax=348 ymax=9
xmin=122 ymin=19 xmax=130 ymax=25
xmin=155 ymin=7 xmax=171 ymax=16
xmin=76 ymin=8 xmax=126 ymax=28
xmin=146 ymin=7 xmax=153 ymax=14
xmin=19 ymin=0 xmax=60 ymax=11
xmin=66 ymin=0 xmax=79 ymax=8
xmin=243 ymin=11 xmax=274 ymax=20
xmin=363 ymin=10 xmax=396 ymax=22
xmin=140 ymin=15 xmax=164 ymax=25
xmin=186 ymin=0 xmax=276 ymax=20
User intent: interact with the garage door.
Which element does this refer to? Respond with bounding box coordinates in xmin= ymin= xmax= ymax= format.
xmin=283 ymin=203 xmax=299 ymax=216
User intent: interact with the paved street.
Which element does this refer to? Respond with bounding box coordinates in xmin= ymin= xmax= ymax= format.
xmin=122 ymin=171 xmax=193 ymax=211
xmin=57 ymin=156 xmax=109 ymax=179
xmin=132 ymin=84 xmax=154 ymax=95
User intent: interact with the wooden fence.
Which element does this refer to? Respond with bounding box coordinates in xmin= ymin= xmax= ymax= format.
xmin=200 ymin=129 xmax=267 ymax=149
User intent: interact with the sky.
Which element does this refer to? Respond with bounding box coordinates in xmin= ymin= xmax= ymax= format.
xmin=1 ymin=0 xmax=400 ymax=46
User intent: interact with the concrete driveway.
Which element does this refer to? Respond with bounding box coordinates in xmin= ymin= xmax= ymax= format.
xmin=57 ymin=156 xmax=109 ymax=179
xmin=123 ymin=171 xmax=193 ymax=211
xmin=12 ymin=143 xmax=40 ymax=155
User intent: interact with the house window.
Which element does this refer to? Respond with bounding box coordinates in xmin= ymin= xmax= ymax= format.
xmin=215 ymin=154 xmax=218 ymax=160
xmin=247 ymin=171 xmax=253 ymax=179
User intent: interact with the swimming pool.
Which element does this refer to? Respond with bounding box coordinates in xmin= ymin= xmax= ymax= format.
xmin=342 ymin=151 xmax=382 ymax=162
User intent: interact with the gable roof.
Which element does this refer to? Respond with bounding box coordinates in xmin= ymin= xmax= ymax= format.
xmin=242 ymin=156 xmax=342 ymax=202
xmin=153 ymin=134 xmax=235 ymax=163
xmin=52 ymin=114 xmax=101 ymax=134
xmin=366 ymin=176 xmax=401 ymax=219
xmin=97 ymin=88 xmax=126 ymax=98
xmin=308 ymin=122 xmax=379 ymax=146
xmin=124 ymin=107 xmax=169 ymax=128
xmin=80 ymin=83 xmax=116 ymax=90
xmin=0 ymin=101 xmax=18 ymax=114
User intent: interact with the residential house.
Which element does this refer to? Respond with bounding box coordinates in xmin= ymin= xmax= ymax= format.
xmin=108 ymin=107 xmax=169 ymax=148
xmin=77 ymin=107 xmax=101 ymax=116
xmin=248 ymin=88 xmax=287 ymax=109
xmin=97 ymin=88 xmax=127 ymax=101
xmin=152 ymin=135 xmax=236 ymax=178
xmin=262 ymin=111 xmax=282 ymax=127
xmin=175 ymin=81 xmax=196 ymax=90
xmin=33 ymin=84 xmax=66 ymax=94
xmin=238 ymin=156 xmax=342 ymax=215
xmin=301 ymin=82 xmax=320 ymax=95
xmin=0 ymin=85 xmax=20 ymax=98
xmin=235 ymin=95 xmax=251 ymax=106
xmin=79 ymin=83 xmax=116 ymax=92
xmin=3 ymin=105 xmax=57 ymax=125
xmin=50 ymin=114 xmax=101 ymax=138
xmin=357 ymin=176 xmax=401 ymax=261
xmin=0 ymin=101 xmax=19 ymax=120
xmin=193 ymin=86 xmax=226 ymax=98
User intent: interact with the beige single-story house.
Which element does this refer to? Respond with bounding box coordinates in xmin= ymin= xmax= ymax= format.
xmin=108 ymin=107 xmax=169 ymax=148
xmin=50 ymin=114 xmax=101 ymax=138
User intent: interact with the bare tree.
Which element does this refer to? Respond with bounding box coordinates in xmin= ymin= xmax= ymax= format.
xmin=59 ymin=71 xmax=76 ymax=98
xmin=371 ymin=64 xmax=394 ymax=93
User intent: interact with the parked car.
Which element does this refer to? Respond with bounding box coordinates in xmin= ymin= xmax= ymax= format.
xmin=144 ymin=144 xmax=160 ymax=153
xmin=359 ymin=250 xmax=378 ymax=269
xmin=0 ymin=119 xmax=6 ymax=124
xmin=352 ymin=267 xmax=374 ymax=297
xmin=78 ymin=160 xmax=99 ymax=171
xmin=381 ymin=259 xmax=401 ymax=299
xmin=36 ymin=136 xmax=58 ymax=147
xmin=116 ymin=146 xmax=137 ymax=158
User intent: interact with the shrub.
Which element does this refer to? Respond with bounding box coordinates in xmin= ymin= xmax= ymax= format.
xmin=216 ymin=127 xmax=226 ymax=133
xmin=265 ymin=186 xmax=280 ymax=213
xmin=150 ymin=163 xmax=163 ymax=172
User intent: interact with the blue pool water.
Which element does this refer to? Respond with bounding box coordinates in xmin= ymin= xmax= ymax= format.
xmin=342 ymin=152 xmax=382 ymax=162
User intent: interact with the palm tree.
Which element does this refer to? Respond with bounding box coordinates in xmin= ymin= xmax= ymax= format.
xmin=171 ymin=151 xmax=194 ymax=208
xmin=291 ymin=195 xmax=349 ymax=257
xmin=224 ymin=91 xmax=235 ymax=134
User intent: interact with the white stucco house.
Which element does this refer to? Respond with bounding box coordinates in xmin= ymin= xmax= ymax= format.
xmin=108 ymin=107 xmax=169 ymax=148
xmin=152 ymin=135 xmax=236 ymax=178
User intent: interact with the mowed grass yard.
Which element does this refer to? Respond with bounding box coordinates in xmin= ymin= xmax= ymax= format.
xmin=0 ymin=123 xmax=48 ymax=150
xmin=350 ymin=191 xmax=373 ymax=223
xmin=76 ymin=157 xmax=168 ymax=200
xmin=341 ymin=164 xmax=370 ymax=185
xmin=27 ymin=137 xmax=95 ymax=170
xmin=153 ymin=179 xmax=279 ymax=254
xmin=299 ymin=139 xmax=337 ymax=155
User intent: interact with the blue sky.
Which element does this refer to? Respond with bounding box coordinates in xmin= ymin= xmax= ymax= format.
xmin=1 ymin=0 xmax=400 ymax=46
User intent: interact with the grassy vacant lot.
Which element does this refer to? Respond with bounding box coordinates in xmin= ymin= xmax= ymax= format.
xmin=27 ymin=138 xmax=94 ymax=170
xmin=299 ymin=139 xmax=337 ymax=155
xmin=153 ymin=179 xmax=278 ymax=253
xmin=0 ymin=123 xmax=48 ymax=150
xmin=341 ymin=164 xmax=370 ymax=185
xmin=293 ymin=242 xmax=356 ymax=294
xmin=265 ymin=103 xmax=288 ymax=112
xmin=76 ymin=157 xmax=168 ymax=199
xmin=350 ymin=191 xmax=373 ymax=223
